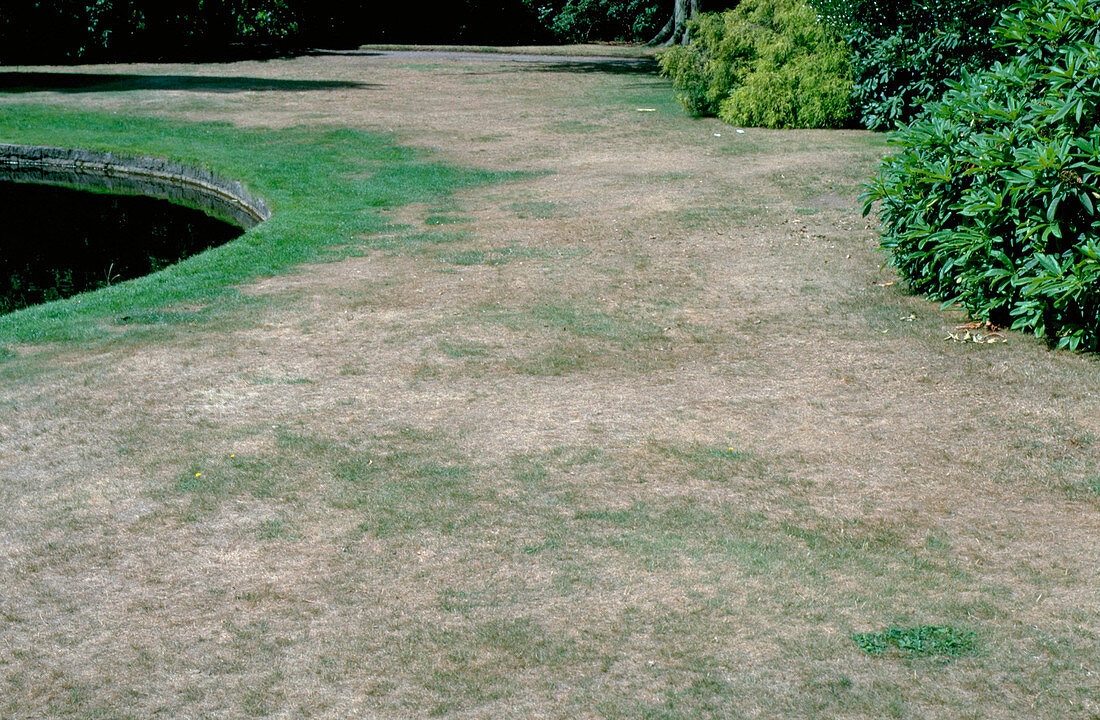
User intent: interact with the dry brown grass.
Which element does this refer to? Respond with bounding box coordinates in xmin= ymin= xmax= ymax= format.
xmin=0 ymin=50 xmax=1098 ymax=719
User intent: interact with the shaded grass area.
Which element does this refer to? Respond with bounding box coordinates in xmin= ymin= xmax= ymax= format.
xmin=0 ymin=71 xmax=372 ymax=94
xmin=353 ymin=44 xmax=659 ymax=59
xmin=0 ymin=105 xmax=522 ymax=344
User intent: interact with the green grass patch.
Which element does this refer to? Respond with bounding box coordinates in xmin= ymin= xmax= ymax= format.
xmin=439 ymin=339 xmax=490 ymax=358
xmin=650 ymin=171 xmax=695 ymax=182
xmin=504 ymin=201 xmax=565 ymax=219
xmin=441 ymin=249 xmax=498 ymax=266
xmin=373 ymin=229 xmax=474 ymax=254
xmin=484 ymin=301 xmax=671 ymax=375
xmin=438 ymin=588 xmax=485 ymax=615
xmin=439 ymin=244 xmax=575 ymax=267
xmin=169 ymin=452 xmax=289 ymax=514
xmin=526 ymin=303 xmax=668 ymax=348
xmin=163 ymin=427 xmax=488 ymax=531
xmin=547 ymin=120 xmax=604 ymax=134
xmin=324 ymin=430 xmax=490 ymax=537
xmin=715 ymin=138 xmax=771 ymax=158
xmin=255 ymin=516 xmax=299 ymax=540
xmin=1064 ymin=475 xmax=1100 ymax=498
xmin=175 ymin=468 xmax=235 ymax=496
xmin=0 ymin=105 xmax=523 ymax=344
xmin=509 ymin=344 xmax=589 ymax=376
xmin=424 ymin=215 xmax=472 ymax=226
xmin=674 ymin=444 xmax=764 ymax=483
xmin=474 ymin=617 xmax=578 ymax=667
xmin=674 ymin=204 xmax=774 ymax=229
xmin=604 ymin=675 xmax=739 ymax=720
xmin=852 ymin=626 xmax=977 ymax=657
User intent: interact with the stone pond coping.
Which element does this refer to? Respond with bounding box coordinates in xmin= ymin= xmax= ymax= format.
xmin=0 ymin=143 xmax=271 ymax=227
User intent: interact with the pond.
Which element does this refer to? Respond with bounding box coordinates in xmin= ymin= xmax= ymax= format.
xmin=0 ymin=173 xmax=247 ymax=315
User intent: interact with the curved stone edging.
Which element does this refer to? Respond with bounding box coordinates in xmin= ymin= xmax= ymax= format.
xmin=0 ymin=143 xmax=271 ymax=228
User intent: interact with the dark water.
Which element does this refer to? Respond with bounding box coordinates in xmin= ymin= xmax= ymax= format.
xmin=0 ymin=179 xmax=245 ymax=314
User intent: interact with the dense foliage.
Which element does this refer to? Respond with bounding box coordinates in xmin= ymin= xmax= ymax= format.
xmin=0 ymin=0 xmax=685 ymax=63
xmin=658 ymin=0 xmax=853 ymax=128
xmin=309 ymin=0 xmax=547 ymax=47
xmin=0 ymin=0 xmax=303 ymax=63
xmin=522 ymin=0 xmax=664 ymax=42
xmin=865 ymin=0 xmax=1100 ymax=350
xmin=808 ymin=0 xmax=1014 ymax=130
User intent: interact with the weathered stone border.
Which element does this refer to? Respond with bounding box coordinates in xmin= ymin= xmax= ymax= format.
xmin=0 ymin=143 xmax=271 ymax=228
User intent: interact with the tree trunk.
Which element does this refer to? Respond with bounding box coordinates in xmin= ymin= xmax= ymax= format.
xmin=647 ymin=0 xmax=701 ymax=46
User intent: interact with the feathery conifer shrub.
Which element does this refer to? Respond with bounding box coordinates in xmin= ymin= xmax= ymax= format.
xmin=658 ymin=0 xmax=853 ymax=129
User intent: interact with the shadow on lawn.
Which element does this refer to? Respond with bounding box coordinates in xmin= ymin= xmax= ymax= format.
xmin=514 ymin=59 xmax=660 ymax=76
xmin=462 ymin=58 xmax=659 ymax=77
xmin=304 ymin=49 xmax=659 ymax=77
xmin=0 ymin=72 xmax=374 ymax=94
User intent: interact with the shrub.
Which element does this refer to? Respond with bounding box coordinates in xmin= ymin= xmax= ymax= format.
xmin=865 ymin=0 xmax=1100 ymax=351
xmin=657 ymin=13 xmax=739 ymax=116
xmin=809 ymin=0 xmax=1014 ymax=130
xmin=658 ymin=0 xmax=853 ymax=128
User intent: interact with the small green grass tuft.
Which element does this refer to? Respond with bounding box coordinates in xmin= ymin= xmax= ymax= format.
xmin=852 ymin=626 xmax=977 ymax=657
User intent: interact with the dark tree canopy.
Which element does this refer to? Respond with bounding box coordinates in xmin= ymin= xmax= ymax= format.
xmin=0 ymin=0 xmax=740 ymax=64
xmin=0 ymin=0 xmax=303 ymax=64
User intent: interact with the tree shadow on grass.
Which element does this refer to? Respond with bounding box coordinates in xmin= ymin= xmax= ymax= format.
xmin=494 ymin=58 xmax=660 ymax=76
xmin=0 ymin=72 xmax=374 ymax=94
xmin=303 ymin=49 xmax=659 ymax=77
